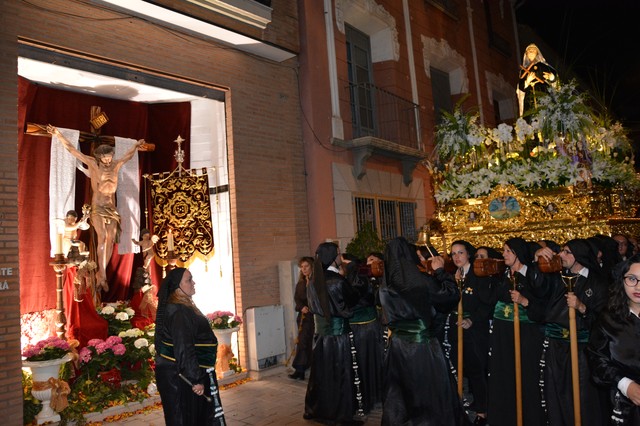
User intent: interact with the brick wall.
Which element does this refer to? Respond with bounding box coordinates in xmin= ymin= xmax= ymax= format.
xmin=0 ymin=0 xmax=23 ymax=422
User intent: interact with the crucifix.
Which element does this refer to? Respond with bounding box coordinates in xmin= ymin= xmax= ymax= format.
xmin=27 ymin=106 xmax=155 ymax=295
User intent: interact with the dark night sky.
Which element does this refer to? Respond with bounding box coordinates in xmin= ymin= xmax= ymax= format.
xmin=514 ymin=0 xmax=640 ymax=147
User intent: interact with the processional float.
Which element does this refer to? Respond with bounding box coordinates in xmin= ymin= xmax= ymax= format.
xmin=420 ymin=79 xmax=640 ymax=425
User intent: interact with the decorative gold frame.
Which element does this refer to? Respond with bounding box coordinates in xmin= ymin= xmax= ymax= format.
xmin=433 ymin=185 xmax=640 ymax=250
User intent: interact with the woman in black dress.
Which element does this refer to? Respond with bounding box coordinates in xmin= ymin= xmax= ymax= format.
xmin=487 ymin=237 xmax=547 ymax=426
xmin=155 ymin=267 xmax=225 ymax=426
xmin=587 ymin=254 xmax=640 ymax=424
xmin=447 ymin=240 xmax=495 ymax=425
xmin=289 ymin=256 xmax=315 ymax=380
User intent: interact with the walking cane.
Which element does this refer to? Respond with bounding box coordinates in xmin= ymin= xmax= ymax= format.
xmin=456 ymin=268 xmax=465 ymax=398
xmin=563 ymin=273 xmax=581 ymax=425
xmin=509 ymin=269 xmax=523 ymax=426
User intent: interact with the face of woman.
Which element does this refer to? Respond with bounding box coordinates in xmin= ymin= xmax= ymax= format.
xmin=179 ymin=270 xmax=196 ymax=297
xmin=451 ymin=244 xmax=470 ymax=268
xmin=624 ymin=262 xmax=640 ymax=312
xmin=503 ymin=244 xmax=518 ymax=268
xmin=300 ymin=261 xmax=312 ymax=278
xmin=476 ymin=248 xmax=488 ymax=259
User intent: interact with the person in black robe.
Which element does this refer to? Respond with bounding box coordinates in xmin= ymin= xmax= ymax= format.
xmin=303 ymin=242 xmax=364 ymax=424
xmin=155 ymin=267 xmax=225 ymax=426
xmin=587 ymin=254 xmax=640 ymax=424
xmin=533 ymin=239 xmax=608 ymax=425
xmin=342 ymin=253 xmax=384 ymax=413
xmin=379 ymin=237 xmax=468 ymax=425
xmin=289 ymin=256 xmax=315 ymax=380
xmin=446 ymin=240 xmax=495 ymax=425
xmin=487 ymin=237 xmax=547 ymax=426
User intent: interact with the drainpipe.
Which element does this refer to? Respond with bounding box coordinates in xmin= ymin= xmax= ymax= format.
xmin=324 ymin=0 xmax=343 ymax=139
xmin=466 ymin=0 xmax=484 ymax=124
xmin=402 ymin=0 xmax=422 ymax=149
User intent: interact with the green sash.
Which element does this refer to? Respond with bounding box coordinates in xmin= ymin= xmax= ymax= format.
xmin=349 ymin=306 xmax=377 ymax=325
xmin=314 ymin=315 xmax=349 ymax=336
xmin=158 ymin=340 xmax=217 ymax=368
xmin=545 ymin=323 xmax=590 ymax=343
xmin=388 ymin=319 xmax=429 ymax=343
xmin=493 ymin=301 xmax=533 ymax=323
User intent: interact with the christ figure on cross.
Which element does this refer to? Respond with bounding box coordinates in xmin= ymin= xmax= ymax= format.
xmin=47 ymin=125 xmax=144 ymax=292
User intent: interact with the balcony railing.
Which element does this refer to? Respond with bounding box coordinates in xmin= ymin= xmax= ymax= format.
xmin=348 ymin=82 xmax=421 ymax=150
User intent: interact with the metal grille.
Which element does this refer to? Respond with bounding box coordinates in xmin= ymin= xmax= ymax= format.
xmin=354 ymin=197 xmax=417 ymax=243
xmin=354 ymin=197 xmax=376 ymax=230
xmin=378 ymin=200 xmax=397 ymax=242
xmin=399 ymin=202 xmax=417 ymax=242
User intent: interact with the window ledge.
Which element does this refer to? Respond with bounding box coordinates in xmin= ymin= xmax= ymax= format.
xmin=333 ymin=136 xmax=426 ymax=186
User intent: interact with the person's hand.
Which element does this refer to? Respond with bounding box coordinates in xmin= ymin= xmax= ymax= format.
xmin=46 ymin=124 xmax=59 ymax=136
xmin=566 ymin=292 xmax=586 ymax=313
xmin=510 ymin=290 xmax=528 ymax=307
xmin=301 ymin=306 xmax=309 ymax=314
xmin=458 ymin=318 xmax=472 ymax=329
xmin=192 ymin=383 xmax=204 ymax=396
xmin=430 ymin=256 xmax=444 ymax=270
xmin=534 ymin=246 xmax=554 ymax=262
xmin=542 ymin=71 xmax=555 ymax=82
xmin=627 ymin=381 xmax=640 ymax=406
xmin=525 ymin=72 xmax=536 ymax=87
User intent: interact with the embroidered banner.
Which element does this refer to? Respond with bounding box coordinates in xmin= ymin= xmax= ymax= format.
xmin=147 ymin=168 xmax=214 ymax=267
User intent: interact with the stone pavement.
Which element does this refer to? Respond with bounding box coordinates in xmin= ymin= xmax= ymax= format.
xmin=78 ymin=367 xmax=383 ymax=425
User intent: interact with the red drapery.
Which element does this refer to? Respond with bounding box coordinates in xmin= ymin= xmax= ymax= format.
xmin=18 ymin=76 xmax=191 ymax=314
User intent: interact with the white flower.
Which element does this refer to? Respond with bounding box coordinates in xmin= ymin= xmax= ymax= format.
xmin=115 ymin=312 xmax=129 ymax=321
xmin=101 ymin=306 xmax=115 ymax=315
xmin=134 ymin=338 xmax=149 ymax=349
xmin=125 ymin=308 xmax=135 ymax=317
xmin=149 ymin=344 xmax=156 ymax=355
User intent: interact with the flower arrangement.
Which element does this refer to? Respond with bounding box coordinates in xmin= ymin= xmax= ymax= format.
xmin=78 ymin=336 xmax=127 ymax=378
xmin=427 ymin=80 xmax=638 ymax=204
xmin=206 ymin=311 xmax=243 ymax=330
xmin=22 ymin=336 xmax=74 ymax=362
xmin=117 ymin=326 xmax=156 ymax=387
xmin=99 ymin=301 xmax=135 ymax=336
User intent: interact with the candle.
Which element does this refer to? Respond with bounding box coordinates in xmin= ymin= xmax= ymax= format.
xmin=55 ymin=232 xmax=63 ymax=255
xmin=167 ymin=229 xmax=174 ymax=252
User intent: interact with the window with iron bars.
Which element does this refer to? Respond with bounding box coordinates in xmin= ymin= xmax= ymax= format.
xmin=354 ymin=196 xmax=417 ymax=243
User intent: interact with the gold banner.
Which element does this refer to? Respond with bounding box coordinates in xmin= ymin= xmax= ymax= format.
xmin=148 ymin=169 xmax=214 ymax=267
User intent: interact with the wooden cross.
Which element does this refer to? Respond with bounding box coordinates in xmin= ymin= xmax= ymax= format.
xmin=25 ymin=106 xmax=155 ymax=152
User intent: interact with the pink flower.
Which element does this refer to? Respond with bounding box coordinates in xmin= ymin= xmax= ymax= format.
xmin=87 ymin=338 xmax=103 ymax=347
xmin=106 ymin=336 xmax=122 ymax=346
xmin=95 ymin=342 xmax=109 ymax=354
xmin=112 ymin=343 xmax=126 ymax=356
xmin=79 ymin=347 xmax=92 ymax=363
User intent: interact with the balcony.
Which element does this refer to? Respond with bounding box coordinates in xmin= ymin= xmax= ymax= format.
xmin=334 ymin=83 xmax=426 ymax=186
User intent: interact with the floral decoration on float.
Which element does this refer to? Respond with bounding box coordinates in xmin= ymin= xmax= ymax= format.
xmin=423 ymin=81 xmax=640 ymax=247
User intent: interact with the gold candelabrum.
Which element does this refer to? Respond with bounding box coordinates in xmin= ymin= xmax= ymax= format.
xmin=49 ymin=254 xmax=68 ymax=339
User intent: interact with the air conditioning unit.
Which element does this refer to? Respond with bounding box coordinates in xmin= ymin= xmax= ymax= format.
xmin=245 ymin=305 xmax=286 ymax=371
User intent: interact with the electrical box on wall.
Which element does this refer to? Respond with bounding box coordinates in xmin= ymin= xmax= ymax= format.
xmin=245 ymin=305 xmax=286 ymax=371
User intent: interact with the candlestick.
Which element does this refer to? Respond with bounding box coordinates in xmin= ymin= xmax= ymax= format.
xmin=168 ymin=229 xmax=174 ymax=252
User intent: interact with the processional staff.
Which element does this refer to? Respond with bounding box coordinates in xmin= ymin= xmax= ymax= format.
xmin=562 ymin=272 xmax=582 ymax=425
xmin=456 ymin=267 xmax=465 ymax=398
xmin=508 ymin=268 xmax=523 ymax=426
